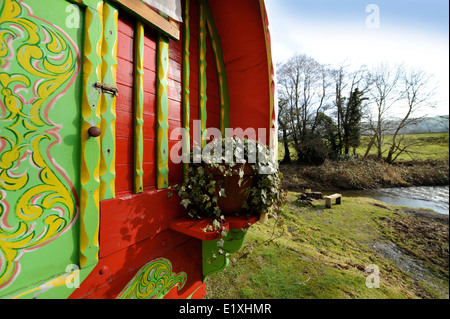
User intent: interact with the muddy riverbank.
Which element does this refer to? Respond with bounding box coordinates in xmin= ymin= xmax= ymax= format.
xmin=280 ymin=158 xmax=449 ymax=192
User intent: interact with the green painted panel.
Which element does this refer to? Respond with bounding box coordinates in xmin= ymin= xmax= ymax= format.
xmin=0 ymin=0 xmax=83 ymax=297
xmin=202 ymin=229 xmax=248 ymax=281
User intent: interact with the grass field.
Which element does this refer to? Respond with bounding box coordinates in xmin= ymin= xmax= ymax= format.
xmin=278 ymin=133 xmax=449 ymax=162
xmin=205 ymin=192 xmax=449 ymax=299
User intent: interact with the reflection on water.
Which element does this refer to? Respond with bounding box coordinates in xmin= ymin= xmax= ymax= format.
xmin=341 ymin=185 xmax=449 ymax=215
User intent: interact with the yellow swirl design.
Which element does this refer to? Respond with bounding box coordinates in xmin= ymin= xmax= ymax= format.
xmin=0 ymin=0 xmax=79 ymax=290
xmin=117 ymin=258 xmax=187 ymax=299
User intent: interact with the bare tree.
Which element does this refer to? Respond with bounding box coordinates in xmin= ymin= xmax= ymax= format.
xmin=384 ymin=68 xmax=436 ymax=163
xmin=364 ymin=63 xmax=405 ymax=159
xmin=277 ymin=53 xmax=331 ymax=149
xmin=364 ymin=63 xmax=436 ymax=162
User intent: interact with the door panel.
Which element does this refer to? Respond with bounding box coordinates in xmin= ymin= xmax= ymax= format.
xmin=0 ymin=0 xmax=83 ymax=297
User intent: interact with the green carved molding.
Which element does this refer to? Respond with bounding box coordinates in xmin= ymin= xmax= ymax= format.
xmin=156 ymin=34 xmax=170 ymax=189
xmin=182 ymin=0 xmax=191 ymax=179
xmin=198 ymin=0 xmax=207 ymax=147
xmin=200 ymin=0 xmax=230 ymax=135
xmin=79 ymin=0 xmax=104 ymax=269
xmin=100 ymin=2 xmax=118 ymax=200
xmin=134 ymin=21 xmax=145 ymax=194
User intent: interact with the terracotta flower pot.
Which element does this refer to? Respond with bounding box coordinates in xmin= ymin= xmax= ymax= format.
xmin=206 ymin=163 xmax=255 ymax=216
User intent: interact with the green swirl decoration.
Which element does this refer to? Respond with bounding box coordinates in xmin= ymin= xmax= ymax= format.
xmin=117 ymin=258 xmax=187 ymax=299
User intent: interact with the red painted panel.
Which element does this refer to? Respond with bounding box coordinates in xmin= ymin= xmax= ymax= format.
xmin=116 ymin=57 xmax=134 ymax=86
xmin=143 ymin=69 xmax=157 ymax=94
xmin=143 ymin=27 xmax=157 ymax=50
xmin=143 ymin=139 xmax=156 ymax=163
xmin=143 ymin=43 xmax=157 ymax=72
xmin=209 ymin=0 xmax=272 ymax=144
xmin=143 ymin=91 xmax=157 ymax=114
xmin=116 ymin=84 xmax=134 ymax=113
xmin=117 ymin=32 xmax=133 ymax=63
xmin=168 ymin=79 xmax=183 ymax=102
xmin=189 ymin=87 xmax=199 ymax=108
xmin=205 ymin=34 xmax=221 ymax=132
xmin=143 ymin=163 xmax=156 ymax=188
xmin=168 ymin=141 xmax=184 ymax=184
xmin=115 ymin=164 xmax=134 ymax=195
xmin=169 ymin=59 xmax=182 ymax=83
xmin=115 ymin=109 xmax=133 ymax=139
xmin=115 ymin=137 xmax=133 ymax=165
xmin=142 ymin=114 xmax=156 ymax=139
xmin=168 ymin=98 xmax=182 ymax=121
xmin=69 ymin=231 xmax=201 ymax=299
xmin=168 ymin=118 xmax=182 ymax=140
xmin=99 ymin=188 xmax=186 ymax=258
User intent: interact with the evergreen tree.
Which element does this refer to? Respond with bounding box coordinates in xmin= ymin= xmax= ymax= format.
xmin=342 ymin=88 xmax=366 ymax=155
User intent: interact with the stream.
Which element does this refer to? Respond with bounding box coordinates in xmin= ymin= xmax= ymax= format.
xmin=339 ymin=185 xmax=449 ymax=215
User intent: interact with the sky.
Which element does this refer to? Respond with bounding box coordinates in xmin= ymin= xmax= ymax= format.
xmin=265 ymin=0 xmax=449 ymax=116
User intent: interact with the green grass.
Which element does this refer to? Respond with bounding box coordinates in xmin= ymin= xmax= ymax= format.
xmin=205 ymin=192 xmax=449 ymax=299
xmin=357 ymin=133 xmax=449 ymax=161
xmin=279 ymin=133 xmax=449 ymax=162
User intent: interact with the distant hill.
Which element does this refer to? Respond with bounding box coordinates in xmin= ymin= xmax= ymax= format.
xmin=362 ymin=115 xmax=449 ymax=135
xmin=399 ymin=115 xmax=449 ymax=134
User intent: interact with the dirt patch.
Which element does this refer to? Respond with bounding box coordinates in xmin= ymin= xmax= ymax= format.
xmin=398 ymin=208 xmax=449 ymax=225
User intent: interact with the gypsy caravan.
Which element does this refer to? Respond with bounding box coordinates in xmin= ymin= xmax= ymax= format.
xmin=0 ymin=0 xmax=277 ymax=299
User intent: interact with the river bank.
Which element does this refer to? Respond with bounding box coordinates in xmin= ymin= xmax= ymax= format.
xmin=280 ymin=158 xmax=449 ymax=192
xmin=205 ymin=193 xmax=449 ymax=299
xmin=205 ymin=158 xmax=449 ymax=299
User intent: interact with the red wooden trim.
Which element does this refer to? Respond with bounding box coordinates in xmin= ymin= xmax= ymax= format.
xmin=226 ymin=215 xmax=259 ymax=229
xmin=169 ymin=214 xmax=259 ymax=242
xmin=169 ymin=216 xmax=230 ymax=241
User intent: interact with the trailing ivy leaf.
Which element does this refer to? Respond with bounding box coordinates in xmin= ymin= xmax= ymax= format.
xmin=180 ymin=199 xmax=191 ymax=208
xmin=219 ymin=188 xmax=226 ymax=197
xmin=212 ymin=219 xmax=221 ymax=230
xmin=221 ymin=228 xmax=228 ymax=237
xmin=239 ymin=167 xmax=244 ymax=179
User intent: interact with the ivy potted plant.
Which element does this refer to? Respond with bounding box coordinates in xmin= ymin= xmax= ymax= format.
xmin=170 ymin=136 xmax=286 ymax=231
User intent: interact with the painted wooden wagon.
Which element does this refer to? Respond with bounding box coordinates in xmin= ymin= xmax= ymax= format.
xmin=0 ymin=0 xmax=277 ymax=299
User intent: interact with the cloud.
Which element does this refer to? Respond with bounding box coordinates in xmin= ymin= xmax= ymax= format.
xmin=266 ymin=0 xmax=449 ymax=115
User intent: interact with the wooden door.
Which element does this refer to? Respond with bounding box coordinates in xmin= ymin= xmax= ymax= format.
xmin=0 ymin=0 xmax=84 ymax=298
